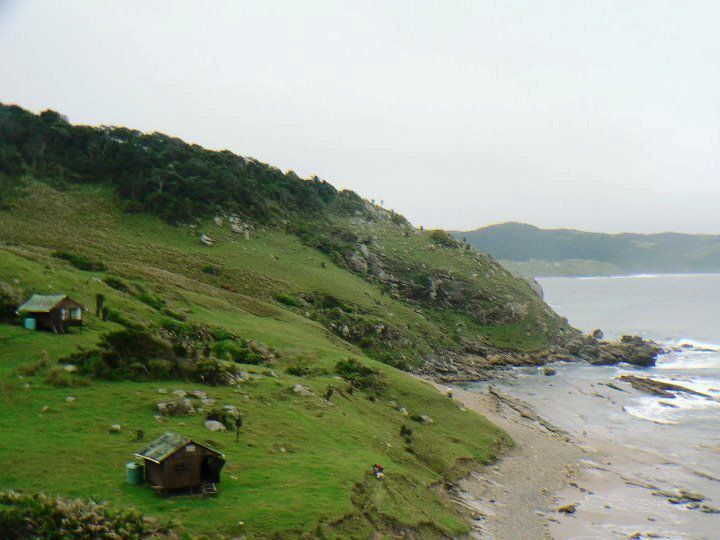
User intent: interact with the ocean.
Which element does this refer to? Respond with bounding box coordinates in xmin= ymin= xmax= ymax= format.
xmin=470 ymin=274 xmax=720 ymax=538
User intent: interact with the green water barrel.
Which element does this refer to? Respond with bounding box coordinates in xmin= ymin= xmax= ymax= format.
xmin=125 ymin=462 xmax=144 ymax=485
xmin=24 ymin=318 xmax=36 ymax=331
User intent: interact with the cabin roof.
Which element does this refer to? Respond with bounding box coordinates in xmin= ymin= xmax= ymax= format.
xmin=17 ymin=294 xmax=76 ymax=313
xmin=134 ymin=432 xmax=223 ymax=463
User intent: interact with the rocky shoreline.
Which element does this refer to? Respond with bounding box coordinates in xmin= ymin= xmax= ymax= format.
xmin=421 ymin=332 xmax=662 ymax=382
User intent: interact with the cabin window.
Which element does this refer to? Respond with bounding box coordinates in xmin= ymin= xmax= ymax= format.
xmin=71 ymin=308 xmax=82 ymax=320
xmin=174 ymin=462 xmax=189 ymax=475
xmin=60 ymin=308 xmax=68 ymax=320
xmin=186 ymin=445 xmax=196 ymax=453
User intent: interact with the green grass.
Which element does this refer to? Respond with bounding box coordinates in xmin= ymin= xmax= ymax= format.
xmin=0 ymin=184 xmax=512 ymax=538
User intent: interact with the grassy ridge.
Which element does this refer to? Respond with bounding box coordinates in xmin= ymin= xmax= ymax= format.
xmin=0 ymin=184 xmax=510 ymax=538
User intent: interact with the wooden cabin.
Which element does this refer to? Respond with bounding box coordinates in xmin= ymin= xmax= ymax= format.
xmin=16 ymin=294 xmax=84 ymax=333
xmin=134 ymin=432 xmax=225 ymax=495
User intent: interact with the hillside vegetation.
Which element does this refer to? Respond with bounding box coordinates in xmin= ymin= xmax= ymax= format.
xmin=0 ymin=104 xmax=572 ymax=538
xmin=454 ymin=222 xmax=720 ymax=277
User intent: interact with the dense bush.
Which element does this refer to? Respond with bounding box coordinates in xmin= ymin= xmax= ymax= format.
xmin=103 ymin=275 xmax=131 ymax=293
xmin=334 ymin=358 xmax=385 ymax=392
xmin=191 ymin=358 xmax=242 ymax=386
xmin=44 ymin=366 xmax=90 ymax=388
xmin=0 ymin=281 xmax=22 ymax=321
xmin=63 ymin=329 xmax=175 ymax=381
xmin=0 ymin=490 xmax=177 ymax=539
xmin=212 ymin=339 xmax=266 ymax=364
xmin=52 ymin=250 xmax=106 ymax=272
xmin=428 ymin=230 xmax=459 ymax=248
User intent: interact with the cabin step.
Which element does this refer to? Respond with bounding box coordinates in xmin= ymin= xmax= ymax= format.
xmin=201 ymin=482 xmax=217 ymax=496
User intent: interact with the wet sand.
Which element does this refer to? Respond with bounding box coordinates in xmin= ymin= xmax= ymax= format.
xmin=438 ymin=383 xmax=720 ymax=539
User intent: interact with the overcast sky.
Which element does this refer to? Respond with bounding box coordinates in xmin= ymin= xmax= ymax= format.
xmin=1 ymin=1 xmax=718 ymax=233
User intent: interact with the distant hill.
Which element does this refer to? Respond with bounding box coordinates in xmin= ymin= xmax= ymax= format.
xmin=452 ymin=222 xmax=720 ymax=277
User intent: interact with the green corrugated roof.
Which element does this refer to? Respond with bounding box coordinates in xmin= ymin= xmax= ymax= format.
xmin=135 ymin=432 xmax=190 ymax=463
xmin=17 ymin=294 xmax=68 ymax=313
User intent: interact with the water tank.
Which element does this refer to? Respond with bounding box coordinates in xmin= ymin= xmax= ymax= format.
xmin=125 ymin=461 xmax=144 ymax=485
xmin=24 ymin=318 xmax=36 ymax=331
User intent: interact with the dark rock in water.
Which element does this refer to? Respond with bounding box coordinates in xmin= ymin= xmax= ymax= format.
xmin=618 ymin=375 xmax=713 ymax=399
xmin=563 ymin=334 xmax=662 ymax=367
xmin=658 ymin=401 xmax=679 ymax=408
xmin=543 ymin=367 xmax=557 ymax=376
xmin=591 ymin=328 xmax=604 ymax=339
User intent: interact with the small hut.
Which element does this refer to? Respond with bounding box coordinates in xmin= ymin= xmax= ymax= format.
xmin=16 ymin=294 xmax=84 ymax=333
xmin=134 ymin=432 xmax=225 ymax=495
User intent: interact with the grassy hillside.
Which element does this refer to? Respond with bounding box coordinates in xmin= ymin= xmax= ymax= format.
xmin=0 ymin=105 xmax=573 ymax=537
xmin=454 ymin=222 xmax=720 ymax=276
xmin=0 ymin=185 xmax=511 ymax=538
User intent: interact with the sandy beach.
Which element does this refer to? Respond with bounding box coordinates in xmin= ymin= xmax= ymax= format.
xmin=440 ymin=381 xmax=720 ymax=540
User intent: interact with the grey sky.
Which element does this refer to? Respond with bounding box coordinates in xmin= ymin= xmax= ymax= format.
xmin=1 ymin=1 xmax=718 ymax=233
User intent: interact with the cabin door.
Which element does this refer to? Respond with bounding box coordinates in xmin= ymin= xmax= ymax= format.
xmin=201 ymin=455 xmax=225 ymax=483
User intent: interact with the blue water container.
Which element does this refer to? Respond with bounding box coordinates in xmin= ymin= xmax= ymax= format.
xmin=24 ymin=318 xmax=36 ymax=331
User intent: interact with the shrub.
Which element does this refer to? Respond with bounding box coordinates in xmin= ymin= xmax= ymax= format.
xmin=45 ymin=366 xmax=90 ymax=388
xmin=137 ymin=292 xmax=165 ymax=310
xmin=52 ymin=250 xmax=106 ymax=272
xmin=428 ymin=229 xmax=458 ymax=248
xmin=213 ymin=339 xmax=265 ymax=364
xmin=202 ymin=264 xmax=222 ymax=276
xmin=102 ymin=275 xmax=131 ymax=293
xmin=0 ymin=281 xmax=22 ymax=321
xmin=63 ymin=328 xmax=173 ymax=381
xmin=334 ymin=358 xmax=385 ymax=392
xmin=275 ymin=293 xmax=302 ymax=308
xmin=191 ymin=358 xmax=239 ymax=386
xmin=0 ymin=490 xmax=177 ymax=539
xmin=105 ymin=308 xmax=140 ymax=328
xmin=147 ymin=359 xmax=175 ymax=379
xmin=16 ymin=356 xmax=49 ymax=376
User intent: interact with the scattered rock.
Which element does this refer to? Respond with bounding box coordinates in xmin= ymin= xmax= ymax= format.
xmin=591 ymin=328 xmax=604 ymax=339
xmin=557 ymin=503 xmax=577 ymax=514
xmin=204 ymin=420 xmax=226 ymax=432
xmin=189 ymin=390 xmax=208 ymax=400
xmin=109 ymin=424 xmax=122 ymax=433
xmin=41 ymin=405 xmax=50 ymax=413
xmin=543 ymin=367 xmax=557 ymax=376
xmin=65 ymin=396 xmax=76 ymax=404
xmin=157 ymin=388 xmax=167 ymax=394
xmin=398 ymin=407 xmax=409 ymax=417
xmin=200 ymin=234 xmax=215 ymax=247
xmin=62 ymin=364 xmax=78 ymax=372
xmin=247 ymin=340 xmax=277 ymax=362
xmin=201 ymin=398 xmax=216 ymax=406
xmin=414 ymin=414 xmax=434 ymax=425
xmin=172 ymin=389 xmax=187 ymax=398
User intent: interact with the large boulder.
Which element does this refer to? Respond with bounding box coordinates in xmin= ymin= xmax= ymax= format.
xmin=157 ymin=398 xmax=195 ymax=416
xmin=292 ymin=384 xmax=313 ymax=397
xmin=204 ymin=420 xmax=227 ymax=432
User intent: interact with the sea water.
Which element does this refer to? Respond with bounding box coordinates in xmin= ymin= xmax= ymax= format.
xmin=470 ymin=274 xmax=720 ymax=537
